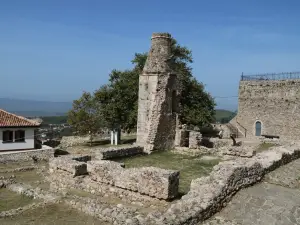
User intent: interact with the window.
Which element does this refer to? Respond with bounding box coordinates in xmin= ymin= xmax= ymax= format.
xmin=15 ymin=130 xmax=25 ymax=142
xmin=255 ymin=121 xmax=262 ymax=136
xmin=3 ymin=130 xmax=13 ymax=143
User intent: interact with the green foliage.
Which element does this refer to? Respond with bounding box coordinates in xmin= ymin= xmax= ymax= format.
xmin=67 ymin=92 xmax=102 ymax=142
xmin=94 ymin=37 xmax=215 ymax=130
xmin=214 ymin=110 xmax=237 ymax=124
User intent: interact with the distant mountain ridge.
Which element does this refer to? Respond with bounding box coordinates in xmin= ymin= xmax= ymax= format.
xmin=0 ymin=98 xmax=72 ymax=116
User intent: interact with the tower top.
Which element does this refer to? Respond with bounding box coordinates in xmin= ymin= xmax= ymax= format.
xmin=142 ymin=32 xmax=174 ymax=75
xmin=151 ymin=33 xmax=171 ymax=39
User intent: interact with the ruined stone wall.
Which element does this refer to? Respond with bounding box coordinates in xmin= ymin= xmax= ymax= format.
xmin=0 ymin=147 xmax=54 ymax=163
xmin=95 ymin=146 xmax=144 ymax=160
xmin=236 ymin=80 xmax=300 ymax=140
xmin=49 ymin=156 xmax=180 ymax=200
xmin=136 ymin=33 xmax=179 ymax=153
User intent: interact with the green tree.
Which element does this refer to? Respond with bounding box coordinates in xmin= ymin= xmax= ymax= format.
xmin=95 ymin=38 xmax=215 ymax=130
xmin=67 ymin=91 xmax=101 ymax=145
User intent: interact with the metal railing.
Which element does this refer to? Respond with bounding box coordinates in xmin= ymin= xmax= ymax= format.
xmin=241 ymin=71 xmax=300 ymax=81
xmin=236 ymin=119 xmax=247 ymax=138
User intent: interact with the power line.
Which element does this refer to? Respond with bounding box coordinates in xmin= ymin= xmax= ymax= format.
xmin=213 ymin=96 xmax=238 ymax=99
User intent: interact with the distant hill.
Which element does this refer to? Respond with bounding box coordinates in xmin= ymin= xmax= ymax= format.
xmin=0 ymin=98 xmax=72 ymax=116
xmin=215 ymin=109 xmax=236 ymax=123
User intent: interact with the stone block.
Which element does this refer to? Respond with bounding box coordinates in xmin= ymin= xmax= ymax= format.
xmin=87 ymin=160 xmax=179 ymax=199
xmin=189 ymin=131 xmax=202 ymax=149
xmin=95 ymin=146 xmax=144 ymax=160
xmin=49 ymin=157 xmax=87 ymax=177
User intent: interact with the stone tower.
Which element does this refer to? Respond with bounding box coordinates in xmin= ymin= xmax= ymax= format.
xmin=136 ymin=33 xmax=179 ymax=153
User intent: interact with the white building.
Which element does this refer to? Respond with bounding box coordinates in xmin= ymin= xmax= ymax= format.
xmin=0 ymin=109 xmax=41 ymax=151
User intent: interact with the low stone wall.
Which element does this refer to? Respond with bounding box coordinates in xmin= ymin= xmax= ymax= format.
xmin=152 ymin=144 xmax=300 ymax=225
xmin=49 ymin=157 xmax=88 ymax=177
xmin=49 ymin=156 xmax=179 ymax=200
xmin=0 ymin=148 xmax=54 ymax=163
xmin=95 ymin=146 xmax=144 ymax=160
xmin=88 ymin=160 xmax=179 ymax=199
xmin=59 ymin=136 xmax=90 ymax=148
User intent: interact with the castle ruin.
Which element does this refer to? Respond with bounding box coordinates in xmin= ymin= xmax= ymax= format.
xmin=136 ymin=33 xmax=179 ymax=152
xmin=230 ymin=72 xmax=300 ymax=140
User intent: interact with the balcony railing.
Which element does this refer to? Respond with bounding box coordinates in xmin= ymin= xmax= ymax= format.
xmin=241 ymin=71 xmax=300 ymax=81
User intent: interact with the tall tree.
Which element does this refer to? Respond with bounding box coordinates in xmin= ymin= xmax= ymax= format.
xmin=94 ymin=37 xmax=215 ymax=130
xmin=68 ymin=91 xmax=101 ymax=145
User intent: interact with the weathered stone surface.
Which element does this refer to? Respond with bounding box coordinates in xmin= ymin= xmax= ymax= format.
xmin=154 ymin=145 xmax=300 ymax=225
xmin=0 ymin=148 xmax=54 ymax=163
xmin=233 ymin=79 xmax=300 ymax=140
xmin=95 ymin=146 xmax=144 ymax=160
xmin=136 ymin=32 xmax=179 ymax=153
xmin=174 ymin=128 xmax=189 ymax=147
xmin=221 ymin=146 xmax=256 ymax=158
xmin=87 ymin=160 xmax=179 ymax=200
xmin=59 ymin=135 xmax=90 ymax=148
xmin=208 ymin=182 xmax=300 ymax=225
xmin=49 ymin=157 xmax=87 ymax=177
xmin=189 ymin=131 xmax=202 ymax=149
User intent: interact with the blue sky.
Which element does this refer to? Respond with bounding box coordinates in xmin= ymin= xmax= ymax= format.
xmin=1 ymin=0 xmax=300 ymax=110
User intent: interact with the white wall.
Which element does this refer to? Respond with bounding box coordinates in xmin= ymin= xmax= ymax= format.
xmin=0 ymin=128 xmax=35 ymax=151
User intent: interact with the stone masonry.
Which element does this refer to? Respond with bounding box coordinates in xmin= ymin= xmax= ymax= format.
xmin=136 ymin=33 xmax=179 ymax=153
xmin=49 ymin=156 xmax=179 ymax=200
xmin=231 ymin=79 xmax=300 ymax=140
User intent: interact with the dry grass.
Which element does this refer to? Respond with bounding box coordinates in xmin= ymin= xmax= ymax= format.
xmin=0 ymin=203 xmax=110 ymax=225
xmin=0 ymin=188 xmax=35 ymax=212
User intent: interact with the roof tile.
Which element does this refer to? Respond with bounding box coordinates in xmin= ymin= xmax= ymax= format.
xmin=0 ymin=109 xmax=41 ymax=127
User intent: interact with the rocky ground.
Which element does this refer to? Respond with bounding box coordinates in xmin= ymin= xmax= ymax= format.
xmin=204 ymin=158 xmax=300 ymax=225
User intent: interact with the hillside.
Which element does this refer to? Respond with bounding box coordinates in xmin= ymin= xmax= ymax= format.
xmin=214 ymin=109 xmax=236 ymax=123
xmin=0 ymin=98 xmax=72 ymax=116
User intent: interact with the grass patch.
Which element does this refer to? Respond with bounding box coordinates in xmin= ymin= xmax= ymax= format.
xmin=0 ymin=188 xmax=35 ymax=212
xmin=256 ymin=142 xmax=276 ymax=153
xmin=0 ymin=203 xmax=109 ymax=225
xmin=113 ymin=151 xmax=220 ymax=194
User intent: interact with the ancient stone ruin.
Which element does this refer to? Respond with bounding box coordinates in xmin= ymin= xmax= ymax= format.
xmin=49 ymin=154 xmax=179 ymax=200
xmin=229 ymin=73 xmax=300 ymax=140
xmin=136 ymin=33 xmax=179 ymax=153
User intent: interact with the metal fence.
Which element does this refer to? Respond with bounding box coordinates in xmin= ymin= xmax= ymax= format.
xmin=241 ymin=71 xmax=300 ymax=81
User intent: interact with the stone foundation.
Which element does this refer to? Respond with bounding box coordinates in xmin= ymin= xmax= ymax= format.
xmin=95 ymin=146 xmax=144 ymax=160
xmin=49 ymin=156 xmax=179 ymax=200
xmin=154 ymin=144 xmax=300 ymax=225
xmin=49 ymin=157 xmax=88 ymax=177
xmin=0 ymin=148 xmax=54 ymax=163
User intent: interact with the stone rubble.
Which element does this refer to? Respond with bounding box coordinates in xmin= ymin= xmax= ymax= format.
xmin=220 ymin=145 xmax=256 ymax=158
xmin=0 ymin=202 xmax=48 ymax=218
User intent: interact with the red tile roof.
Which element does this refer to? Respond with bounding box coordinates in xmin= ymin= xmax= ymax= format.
xmin=0 ymin=109 xmax=41 ymax=127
